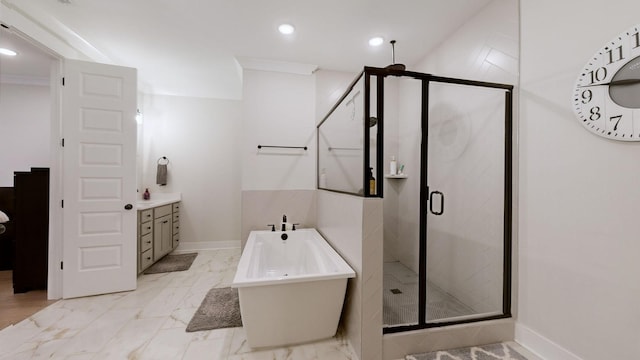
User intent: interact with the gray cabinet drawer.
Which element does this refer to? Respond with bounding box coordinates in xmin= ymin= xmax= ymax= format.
xmin=140 ymin=232 xmax=153 ymax=252
xmin=140 ymin=249 xmax=153 ymax=270
xmin=140 ymin=221 xmax=153 ymax=236
xmin=140 ymin=209 xmax=153 ymax=222
xmin=173 ymin=233 xmax=179 ymax=247
xmin=172 ymin=202 xmax=180 ymax=212
xmin=173 ymin=221 xmax=180 ymax=235
xmin=173 ymin=213 xmax=180 ymax=222
xmin=154 ymin=204 xmax=172 ymax=219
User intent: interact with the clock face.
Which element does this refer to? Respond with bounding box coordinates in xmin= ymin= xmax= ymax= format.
xmin=572 ymin=24 xmax=640 ymax=141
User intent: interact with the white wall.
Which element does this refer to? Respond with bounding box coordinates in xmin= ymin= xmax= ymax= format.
xmin=241 ymin=70 xmax=316 ymax=191
xmin=239 ymin=70 xmax=317 ymax=244
xmin=518 ymin=1 xmax=640 ymax=359
xmin=0 ymin=83 xmax=51 ymax=186
xmin=141 ymin=94 xmax=242 ymax=244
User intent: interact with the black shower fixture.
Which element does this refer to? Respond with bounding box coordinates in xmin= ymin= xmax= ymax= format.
xmin=385 ymin=40 xmax=406 ymax=71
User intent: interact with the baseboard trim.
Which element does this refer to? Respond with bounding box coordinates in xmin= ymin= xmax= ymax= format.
xmin=515 ymin=323 xmax=583 ymax=360
xmin=174 ymin=240 xmax=240 ymax=253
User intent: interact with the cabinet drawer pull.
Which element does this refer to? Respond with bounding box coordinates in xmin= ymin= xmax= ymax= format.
xmin=146 ymin=241 xmax=151 ymax=244
xmin=146 ymin=256 xmax=151 ymax=260
xmin=163 ymin=220 xmax=169 ymax=224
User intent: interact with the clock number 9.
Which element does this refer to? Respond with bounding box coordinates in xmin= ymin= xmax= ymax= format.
xmin=581 ymin=89 xmax=593 ymax=104
xmin=589 ymin=106 xmax=601 ymax=121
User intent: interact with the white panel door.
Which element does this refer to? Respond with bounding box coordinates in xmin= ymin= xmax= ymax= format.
xmin=62 ymin=59 xmax=137 ymax=299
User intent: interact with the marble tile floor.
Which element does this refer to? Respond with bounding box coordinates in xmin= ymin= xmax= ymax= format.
xmin=0 ymin=248 xmax=358 ymax=360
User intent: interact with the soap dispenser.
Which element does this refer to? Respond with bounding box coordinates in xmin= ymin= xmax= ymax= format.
xmin=143 ymin=188 xmax=150 ymax=200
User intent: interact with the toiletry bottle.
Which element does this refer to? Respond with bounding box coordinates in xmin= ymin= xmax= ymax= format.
xmin=369 ymin=167 xmax=376 ymax=195
xmin=390 ymin=156 xmax=397 ymax=175
xmin=143 ymin=188 xmax=150 ymax=200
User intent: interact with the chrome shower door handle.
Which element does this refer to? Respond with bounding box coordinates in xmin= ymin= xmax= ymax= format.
xmin=429 ymin=190 xmax=444 ymax=215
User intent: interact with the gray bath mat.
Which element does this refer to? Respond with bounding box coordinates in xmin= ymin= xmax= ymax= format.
xmin=143 ymin=253 xmax=198 ymax=274
xmin=186 ymin=287 xmax=243 ymax=332
xmin=407 ymin=343 xmax=529 ymax=360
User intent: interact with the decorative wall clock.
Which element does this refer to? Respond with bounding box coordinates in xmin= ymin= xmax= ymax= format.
xmin=572 ymin=24 xmax=640 ymax=141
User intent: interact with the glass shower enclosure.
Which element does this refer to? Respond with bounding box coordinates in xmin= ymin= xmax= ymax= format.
xmin=317 ymin=67 xmax=513 ymax=332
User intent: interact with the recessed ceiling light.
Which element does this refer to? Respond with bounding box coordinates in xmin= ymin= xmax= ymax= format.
xmin=278 ymin=23 xmax=295 ymax=35
xmin=0 ymin=48 xmax=17 ymax=56
xmin=369 ymin=37 xmax=384 ymax=47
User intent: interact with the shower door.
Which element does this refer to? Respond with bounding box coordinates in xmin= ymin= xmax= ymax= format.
xmin=382 ymin=70 xmax=512 ymax=332
xmin=422 ymin=78 xmax=512 ymax=325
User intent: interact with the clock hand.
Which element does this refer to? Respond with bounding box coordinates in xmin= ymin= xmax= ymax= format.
xmin=579 ymin=78 xmax=640 ymax=87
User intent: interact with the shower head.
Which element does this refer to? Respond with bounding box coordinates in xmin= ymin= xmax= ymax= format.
xmin=385 ymin=40 xmax=406 ymax=71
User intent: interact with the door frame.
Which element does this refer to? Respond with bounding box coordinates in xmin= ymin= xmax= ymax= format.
xmin=0 ymin=12 xmax=105 ymax=299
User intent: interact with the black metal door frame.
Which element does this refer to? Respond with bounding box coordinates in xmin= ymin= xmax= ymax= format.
xmin=364 ymin=67 xmax=514 ymax=333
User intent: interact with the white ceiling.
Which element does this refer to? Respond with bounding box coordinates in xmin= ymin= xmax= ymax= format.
xmin=0 ymin=0 xmax=494 ymax=99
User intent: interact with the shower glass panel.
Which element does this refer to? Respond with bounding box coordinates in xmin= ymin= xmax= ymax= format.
xmin=425 ymin=81 xmax=509 ymax=323
xmin=317 ymin=74 xmax=365 ymax=195
xmin=317 ymin=71 xmax=383 ymax=197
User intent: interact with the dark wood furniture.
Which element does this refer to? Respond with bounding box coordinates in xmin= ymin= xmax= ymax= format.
xmin=13 ymin=168 xmax=49 ymax=293
xmin=0 ymin=187 xmax=15 ymax=271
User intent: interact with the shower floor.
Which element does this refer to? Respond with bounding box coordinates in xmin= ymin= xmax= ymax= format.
xmin=383 ymin=261 xmax=475 ymax=326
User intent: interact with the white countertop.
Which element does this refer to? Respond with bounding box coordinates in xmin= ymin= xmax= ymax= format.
xmin=136 ymin=192 xmax=181 ymax=210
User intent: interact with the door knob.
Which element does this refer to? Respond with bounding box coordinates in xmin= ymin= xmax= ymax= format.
xmin=124 ymin=204 xmax=133 ymax=210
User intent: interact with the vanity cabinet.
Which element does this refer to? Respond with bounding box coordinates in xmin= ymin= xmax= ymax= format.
xmin=172 ymin=203 xmax=180 ymax=248
xmin=138 ymin=209 xmax=154 ymax=272
xmin=137 ymin=201 xmax=180 ymax=273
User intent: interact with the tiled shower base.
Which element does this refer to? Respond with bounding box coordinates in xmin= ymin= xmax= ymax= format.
xmin=383 ymin=261 xmax=475 ymax=326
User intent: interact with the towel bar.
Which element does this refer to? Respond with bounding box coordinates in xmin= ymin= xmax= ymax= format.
xmin=257 ymin=145 xmax=307 ymax=151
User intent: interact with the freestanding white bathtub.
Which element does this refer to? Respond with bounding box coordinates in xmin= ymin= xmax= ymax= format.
xmin=231 ymin=228 xmax=355 ymax=348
